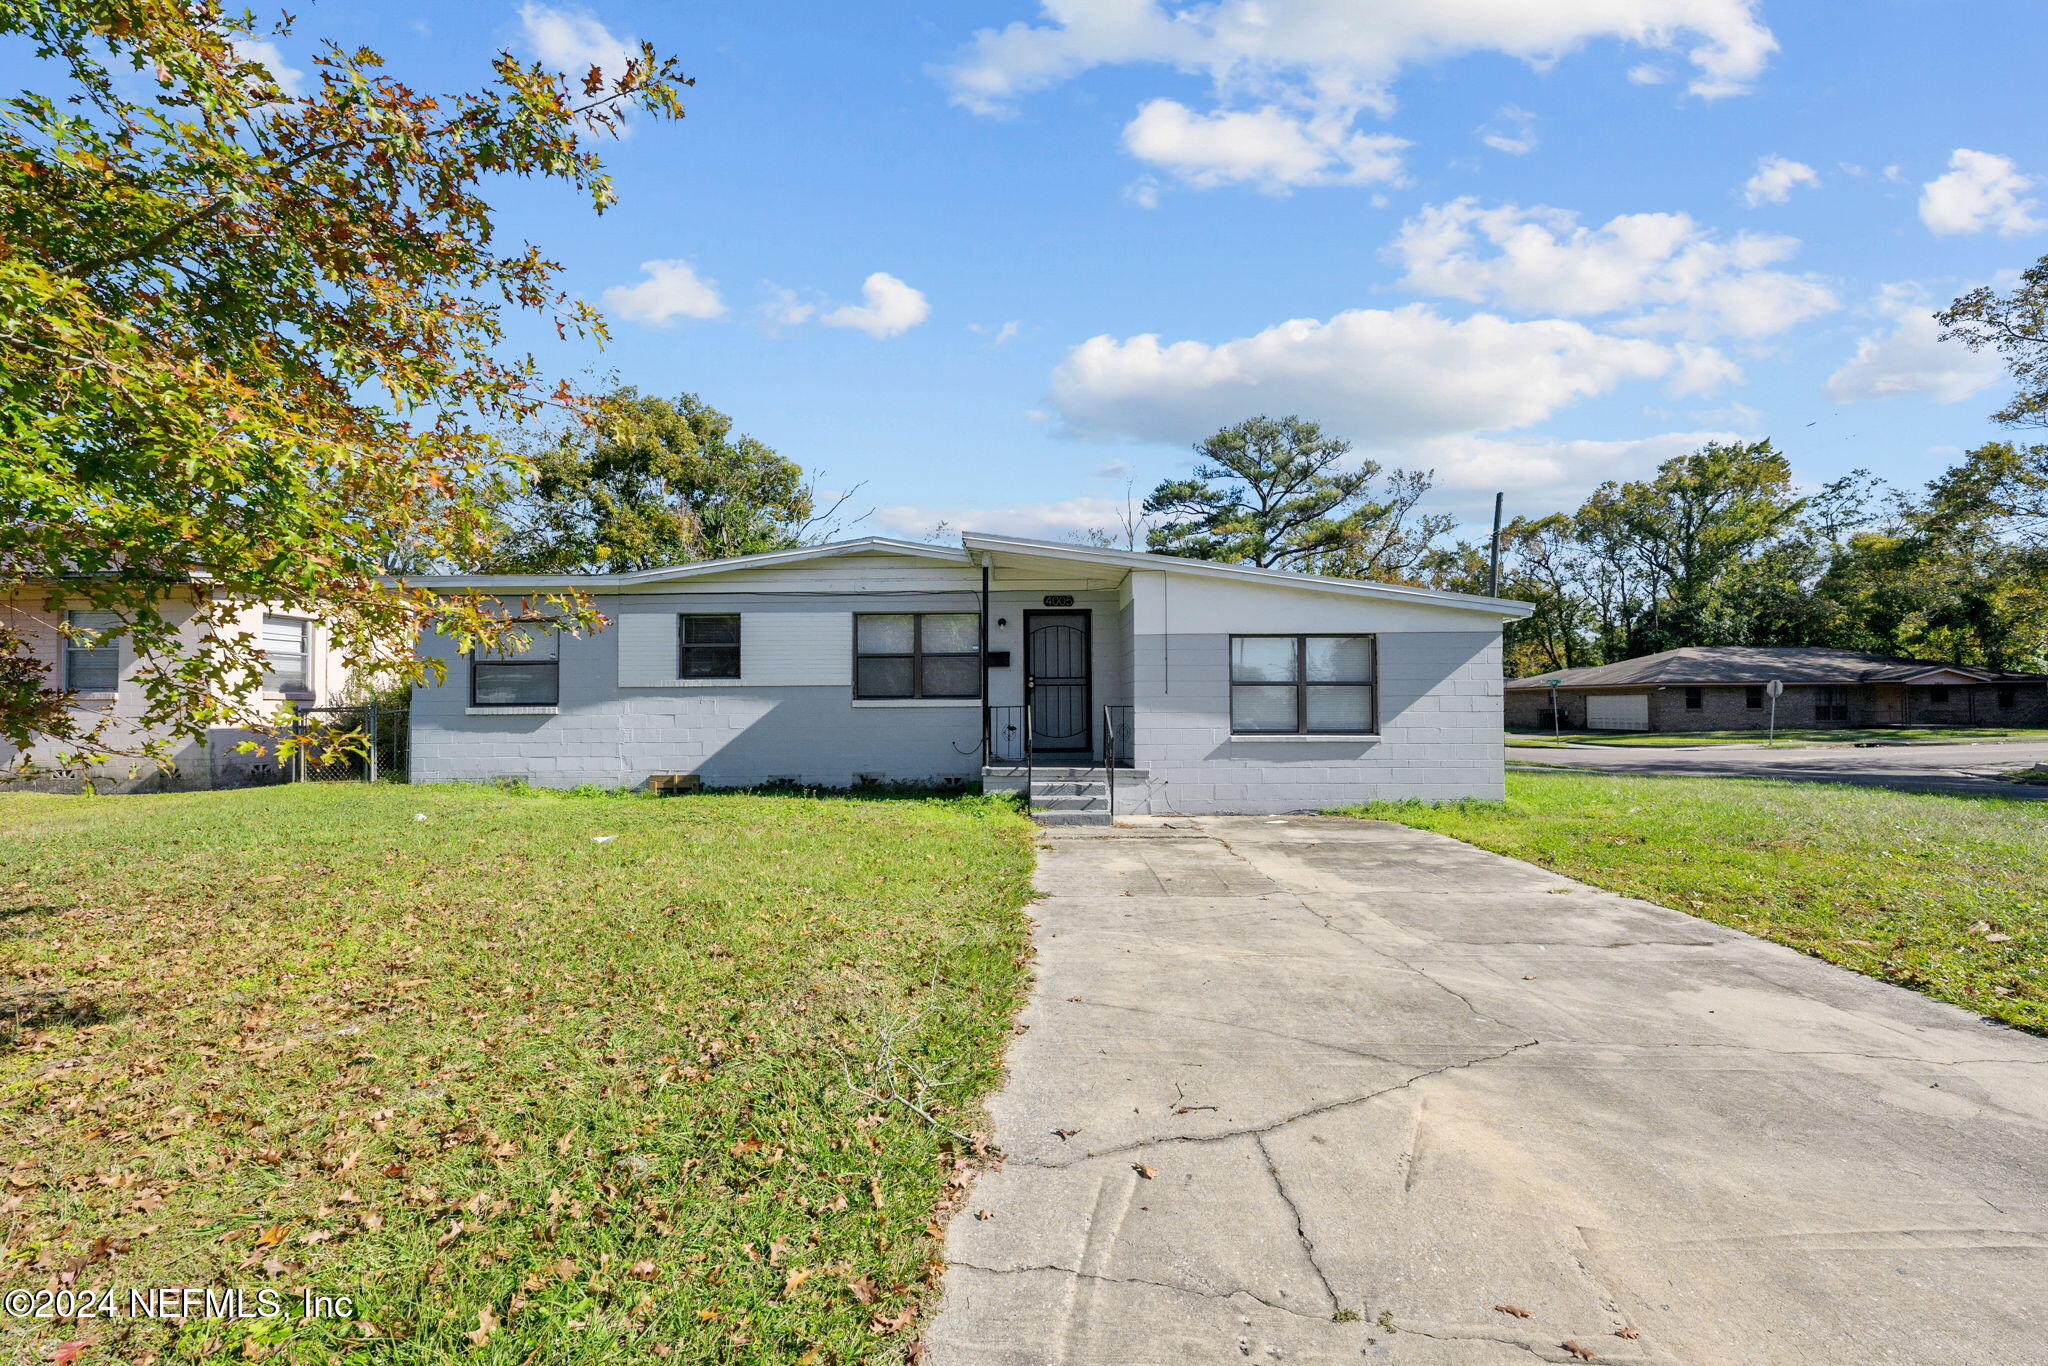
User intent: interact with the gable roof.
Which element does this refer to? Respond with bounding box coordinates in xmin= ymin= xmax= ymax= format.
xmin=1507 ymin=646 xmax=2046 ymax=690
xmin=406 ymin=532 xmax=1533 ymax=618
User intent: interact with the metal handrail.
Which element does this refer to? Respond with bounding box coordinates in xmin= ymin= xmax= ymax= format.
xmin=1023 ymin=684 xmax=1034 ymax=815
xmin=1102 ymin=702 xmax=1115 ymax=823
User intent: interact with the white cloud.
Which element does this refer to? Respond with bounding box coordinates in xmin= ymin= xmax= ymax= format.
xmin=1477 ymin=106 xmax=1537 ymax=156
xmin=1626 ymin=63 xmax=1670 ymax=85
xmin=1741 ymin=154 xmax=1817 ymax=207
xmin=1824 ymin=287 xmax=2005 ymax=404
xmin=1122 ymin=99 xmax=1406 ymax=191
xmin=1919 ymin=149 xmax=2044 ymax=236
xmin=1388 ymin=197 xmax=1837 ymax=339
xmin=821 ymin=273 xmax=930 ymax=339
xmin=1125 ymin=177 xmax=1162 ymax=209
xmin=520 ymin=2 xmax=636 ymax=76
xmin=1095 ymin=459 xmax=1135 ymax=480
xmin=872 ymin=496 xmax=1144 ymax=543
xmin=1412 ymin=430 xmax=1746 ymax=506
xmin=992 ymin=320 xmax=1022 ymax=346
xmin=601 ymin=260 xmax=725 ymax=325
xmin=758 ymin=287 xmax=815 ymax=328
xmin=234 ymin=39 xmax=305 ymax=97
xmin=941 ymin=0 xmax=1776 ymax=117
xmin=1049 ymin=304 xmax=1731 ymax=446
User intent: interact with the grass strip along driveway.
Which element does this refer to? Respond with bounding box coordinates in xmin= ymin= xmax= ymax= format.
xmin=1 ymin=784 xmax=1034 ymax=1364
xmin=1338 ymin=771 xmax=2047 ymax=1034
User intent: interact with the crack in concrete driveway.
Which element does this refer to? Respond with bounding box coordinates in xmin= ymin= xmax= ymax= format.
xmin=925 ymin=817 xmax=2048 ymax=1365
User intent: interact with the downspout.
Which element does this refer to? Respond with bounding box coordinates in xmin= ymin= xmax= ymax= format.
xmin=979 ymin=560 xmax=991 ymax=767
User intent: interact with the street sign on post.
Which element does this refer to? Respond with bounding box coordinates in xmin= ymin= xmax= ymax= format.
xmin=1765 ymin=678 xmax=1783 ymax=744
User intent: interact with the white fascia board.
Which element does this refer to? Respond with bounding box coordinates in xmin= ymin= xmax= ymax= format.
xmin=962 ymin=531 xmax=1534 ymax=619
xmin=401 ymin=537 xmax=971 ymax=592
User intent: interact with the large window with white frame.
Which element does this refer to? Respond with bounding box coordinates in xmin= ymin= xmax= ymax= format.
xmin=262 ymin=615 xmax=311 ymax=693
xmin=1229 ymin=635 xmax=1377 ymax=735
xmin=853 ymin=613 xmax=981 ymax=699
xmin=64 ymin=610 xmax=122 ymax=693
xmin=470 ymin=626 xmax=560 ymax=706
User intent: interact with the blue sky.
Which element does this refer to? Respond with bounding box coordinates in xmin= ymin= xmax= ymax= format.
xmin=50 ymin=2 xmax=2048 ymax=540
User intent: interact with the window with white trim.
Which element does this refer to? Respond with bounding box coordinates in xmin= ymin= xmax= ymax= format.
xmin=1230 ymin=635 xmax=1376 ymax=735
xmin=64 ymin=610 xmax=121 ymax=692
xmin=853 ymin=613 xmax=980 ymax=699
xmin=262 ymin=615 xmax=310 ymax=693
xmin=470 ymin=626 xmax=560 ymax=706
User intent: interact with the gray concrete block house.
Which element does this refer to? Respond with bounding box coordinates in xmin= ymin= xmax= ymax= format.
xmin=408 ymin=534 xmax=1531 ymax=816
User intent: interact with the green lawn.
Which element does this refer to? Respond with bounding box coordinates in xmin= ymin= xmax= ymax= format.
xmin=1508 ymin=725 xmax=2048 ymax=748
xmin=1335 ymin=771 xmax=2048 ymax=1034
xmin=0 ymin=784 xmax=1036 ymax=1364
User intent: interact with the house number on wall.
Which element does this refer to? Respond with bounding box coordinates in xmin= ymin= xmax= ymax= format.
xmin=1041 ymin=594 xmax=1075 ymax=607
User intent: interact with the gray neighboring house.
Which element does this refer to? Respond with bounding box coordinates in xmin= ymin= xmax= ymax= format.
xmin=407 ymin=533 xmax=1532 ymax=816
xmin=1507 ymin=645 xmax=2048 ymax=733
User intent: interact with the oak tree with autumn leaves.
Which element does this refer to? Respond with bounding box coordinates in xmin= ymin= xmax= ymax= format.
xmin=0 ymin=0 xmax=689 ymax=776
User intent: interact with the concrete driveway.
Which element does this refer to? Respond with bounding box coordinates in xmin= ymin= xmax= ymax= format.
xmin=928 ymin=818 xmax=2048 ymax=1365
xmin=1512 ymin=737 xmax=2048 ymax=800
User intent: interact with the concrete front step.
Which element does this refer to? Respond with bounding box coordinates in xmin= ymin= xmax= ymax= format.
xmin=1034 ymin=809 xmax=1112 ymax=827
xmin=1030 ymin=781 xmax=1108 ymax=797
xmin=1033 ymin=794 xmax=1109 ymax=813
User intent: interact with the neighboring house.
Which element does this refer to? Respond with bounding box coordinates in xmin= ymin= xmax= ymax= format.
xmin=407 ymin=534 xmax=1532 ymax=816
xmin=1507 ymin=646 xmax=2048 ymax=733
xmin=1 ymin=586 xmax=352 ymax=792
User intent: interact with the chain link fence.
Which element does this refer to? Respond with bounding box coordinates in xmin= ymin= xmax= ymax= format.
xmin=288 ymin=704 xmax=410 ymax=783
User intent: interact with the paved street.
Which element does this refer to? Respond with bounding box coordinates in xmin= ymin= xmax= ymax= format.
xmin=928 ymin=818 xmax=2048 ymax=1365
xmin=1511 ymin=738 xmax=2048 ymax=800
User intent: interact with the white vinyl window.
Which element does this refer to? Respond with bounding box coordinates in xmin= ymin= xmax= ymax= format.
xmin=262 ymin=615 xmax=311 ymax=693
xmin=1230 ymin=635 xmax=1377 ymax=735
xmin=64 ymin=610 xmax=121 ymax=692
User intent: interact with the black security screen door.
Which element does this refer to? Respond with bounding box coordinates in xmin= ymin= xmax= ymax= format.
xmin=1026 ymin=611 xmax=1091 ymax=753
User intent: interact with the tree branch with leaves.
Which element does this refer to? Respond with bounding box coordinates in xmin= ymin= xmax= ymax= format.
xmin=0 ymin=0 xmax=692 ymax=778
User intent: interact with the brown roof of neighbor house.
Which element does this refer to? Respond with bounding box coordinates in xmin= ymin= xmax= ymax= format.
xmin=1506 ymin=646 xmax=2048 ymax=691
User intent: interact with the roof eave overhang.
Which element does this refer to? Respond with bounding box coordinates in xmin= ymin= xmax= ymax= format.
xmin=398 ymin=537 xmax=971 ymax=591
xmin=964 ymin=532 xmax=1534 ymax=619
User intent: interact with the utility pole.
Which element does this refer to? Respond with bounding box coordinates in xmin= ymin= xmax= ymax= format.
xmin=1488 ymin=492 xmax=1505 ymax=597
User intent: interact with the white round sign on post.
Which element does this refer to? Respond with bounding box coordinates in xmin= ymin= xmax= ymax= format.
xmin=1765 ymin=679 xmax=1784 ymax=697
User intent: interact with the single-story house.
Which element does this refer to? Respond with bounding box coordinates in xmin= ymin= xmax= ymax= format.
xmin=407 ymin=534 xmax=1532 ymax=817
xmin=1 ymin=584 xmax=354 ymax=791
xmin=1507 ymin=645 xmax=2048 ymax=733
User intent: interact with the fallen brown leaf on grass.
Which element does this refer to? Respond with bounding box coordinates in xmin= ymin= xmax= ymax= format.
xmin=870 ymin=1303 xmax=916 ymax=1336
xmin=846 ymin=1276 xmax=878 ymax=1304
xmin=1493 ymin=1304 xmax=1531 ymax=1318
xmin=464 ymin=1305 xmax=498 ymax=1347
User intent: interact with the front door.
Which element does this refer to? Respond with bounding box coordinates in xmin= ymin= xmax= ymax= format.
xmin=1025 ymin=611 xmax=1091 ymax=753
